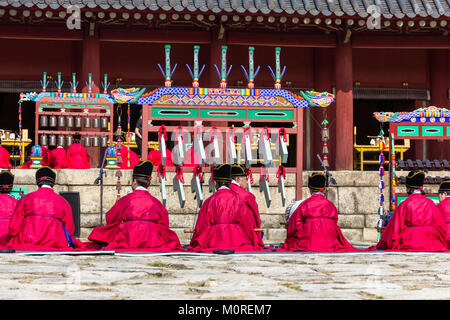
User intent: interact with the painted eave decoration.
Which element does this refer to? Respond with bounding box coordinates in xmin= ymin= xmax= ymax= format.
xmin=19 ymin=92 xmax=115 ymax=104
xmin=110 ymin=87 xmax=335 ymax=108
xmin=374 ymin=106 xmax=450 ymax=123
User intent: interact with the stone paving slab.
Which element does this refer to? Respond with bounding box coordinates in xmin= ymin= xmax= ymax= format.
xmin=0 ymin=250 xmax=449 ymax=300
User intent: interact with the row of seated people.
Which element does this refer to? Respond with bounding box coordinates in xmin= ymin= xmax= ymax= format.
xmin=0 ymin=165 xmax=448 ymax=252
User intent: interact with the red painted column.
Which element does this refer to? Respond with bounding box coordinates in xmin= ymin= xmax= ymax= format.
xmin=81 ymin=27 xmax=100 ymax=94
xmin=335 ymin=35 xmax=353 ymax=170
xmin=312 ymin=48 xmax=335 ymax=170
xmin=429 ymin=49 xmax=450 ymax=160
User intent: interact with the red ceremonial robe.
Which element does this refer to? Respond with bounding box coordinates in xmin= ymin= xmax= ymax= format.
xmin=117 ymin=145 xmax=140 ymax=169
xmin=50 ymin=147 xmax=67 ymax=169
xmin=87 ymin=189 xmax=182 ymax=251
xmin=0 ymin=194 xmax=17 ymax=246
xmin=183 ymin=146 xmax=200 ymax=167
xmin=5 ymin=187 xmax=81 ymax=250
xmin=148 ymin=149 xmax=174 ymax=167
xmin=281 ymin=193 xmax=360 ymax=252
xmin=229 ymin=182 xmax=264 ymax=247
xmin=0 ymin=145 xmax=12 ymax=169
xmin=369 ymin=193 xmax=448 ymax=252
xmin=66 ymin=143 xmax=90 ymax=169
xmin=437 ymin=197 xmax=450 ymax=248
xmin=189 ymin=187 xmax=264 ymax=252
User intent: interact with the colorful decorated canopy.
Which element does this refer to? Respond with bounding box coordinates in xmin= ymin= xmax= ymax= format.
xmin=110 ymin=87 xmax=335 ymax=108
xmin=374 ymin=106 xmax=450 ymax=123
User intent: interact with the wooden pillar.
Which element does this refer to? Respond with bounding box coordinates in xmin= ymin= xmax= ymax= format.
xmin=428 ymin=49 xmax=449 ymax=160
xmin=81 ymin=26 xmax=100 ymax=94
xmin=296 ymin=108 xmax=304 ymax=200
xmin=81 ymin=25 xmax=101 ymax=167
xmin=312 ymin=48 xmax=334 ymax=170
xmin=335 ymin=34 xmax=353 ymax=170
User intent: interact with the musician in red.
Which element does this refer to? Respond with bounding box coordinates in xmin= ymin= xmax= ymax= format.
xmin=148 ymin=148 xmax=174 ymax=167
xmin=66 ymin=135 xmax=90 ymax=169
xmin=5 ymin=167 xmax=81 ymax=250
xmin=370 ymin=171 xmax=447 ymax=251
xmin=0 ymin=143 xmax=12 ymax=169
xmin=117 ymin=144 xmax=140 ymax=169
xmin=437 ymin=179 xmax=450 ymax=248
xmin=0 ymin=171 xmax=17 ymax=244
xmin=87 ymin=160 xmax=182 ymax=251
xmin=49 ymin=145 xmax=67 ymax=169
xmin=282 ymin=172 xmax=360 ymax=252
xmin=229 ymin=164 xmax=264 ymax=247
xmin=189 ymin=163 xmax=264 ymax=252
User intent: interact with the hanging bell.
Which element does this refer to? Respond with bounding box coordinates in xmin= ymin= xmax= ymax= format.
xmin=66 ymin=135 xmax=73 ymax=146
xmin=58 ymin=115 xmax=65 ymax=127
xmin=92 ymin=136 xmax=99 ymax=147
xmin=40 ymin=115 xmax=48 ymax=127
xmin=100 ymin=135 xmax=108 ymax=147
xmin=49 ymin=115 xmax=57 ymax=127
xmin=100 ymin=117 xmax=109 ymax=129
xmin=40 ymin=134 xmax=48 ymax=146
xmin=84 ymin=136 xmax=91 ymax=147
xmin=57 ymin=135 xmax=65 ymax=147
xmin=92 ymin=118 xmax=100 ymax=128
xmin=48 ymin=134 xmax=57 ymax=146
xmin=66 ymin=116 xmax=74 ymax=128
xmin=75 ymin=116 xmax=82 ymax=128
xmin=84 ymin=117 xmax=91 ymax=128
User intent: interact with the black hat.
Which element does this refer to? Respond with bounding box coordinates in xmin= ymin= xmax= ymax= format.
xmin=133 ymin=161 xmax=153 ymax=180
xmin=405 ymin=170 xmax=425 ymax=189
xmin=439 ymin=179 xmax=450 ymax=193
xmin=36 ymin=166 xmax=56 ymax=185
xmin=0 ymin=170 xmax=14 ymax=188
xmin=231 ymin=164 xmax=246 ymax=178
xmin=308 ymin=172 xmax=326 ymax=192
xmin=212 ymin=164 xmax=232 ymax=183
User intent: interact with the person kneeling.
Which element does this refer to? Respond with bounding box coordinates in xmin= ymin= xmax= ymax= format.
xmin=87 ymin=161 xmax=182 ymax=252
xmin=370 ymin=171 xmax=447 ymax=251
xmin=282 ymin=172 xmax=360 ymax=252
xmin=0 ymin=171 xmax=17 ymax=245
xmin=437 ymin=179 xmax=450 ymax=249
xmin=189 ymin=164 xmax=264 ymax=253
xmin=5 ymin=167 xmax=80 ymax=250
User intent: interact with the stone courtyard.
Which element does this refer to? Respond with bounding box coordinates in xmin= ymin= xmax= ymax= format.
xmin=1 ymin=249 xmax=449 ymax=300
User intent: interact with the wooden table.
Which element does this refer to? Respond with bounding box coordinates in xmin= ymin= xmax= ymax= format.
xmin=1 ymin=139 xmax=32 ymax=165
xmin=353 ymin=139 xmax=410 ymax=171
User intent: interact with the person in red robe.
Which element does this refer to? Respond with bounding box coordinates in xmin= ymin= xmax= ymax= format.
xmin=189 ymin=163 xmax=264 ymax=253
xmin=0 ymin=143 xmax=12 ymax=169
xmin=4 ymin=167 xmax=82 ymax=250
xmin=0 ymin=171 xmax=17 ymax=246
xmin=148 ymin=148 xmax=174 ymax=167
xmin=437 ymin=180 xmax=450 ymax=248
xmin=282 ymin=172 xmax=360 ymax=252
xmin=87 ymin=160 xmax=182 ymax=252
xmin=116 ymin=144 xmax=140 ymax=169
xmin=229 ymin=164 xmax=264 ymax=247
xmin=66 ymin=135 xmax=90 ymax=169
xmin=369 ymin=171 xmax=448 ymax=252
xmin=183 ymin=146 xmax=200 ymax=167
xmin=49 ymin=146 xmax=67 ymax=169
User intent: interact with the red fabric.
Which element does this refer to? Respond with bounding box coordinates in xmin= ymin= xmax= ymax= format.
xmin=229 ymin=182 xmax=264 ymax=247
xmin=183 ymin=146 xmax=200 ymax=167
xmin=21 ymin=146 xmax=51 ymax=169
xmin=0 ymin=145 xmax=12 ymax=169
xmin=117 ymin=145 xmax=141 ymax=169
xmin=50 ymin=147 xmax=67 ymax=169
xmin=0 ymin=194 xmax=17 ymax=246
xmin=189 ymin=187 xmax=265 ymax=252
xmin=281 ymin=194 xmax=361 ymax=252
xmin=87 ymin=190 xmax=182 ymax=251
xmin=66 ymin=143 xmax=90 ymax=169
xmin=438 ymin=197 xmax=450 ymax=247
xmin=148 ymin=149 xmax=174 ymax=167
xmin=369 ymin=193 xmax=448 ymax=252
xmin=4 ymin=187 xmax=82 ymax=250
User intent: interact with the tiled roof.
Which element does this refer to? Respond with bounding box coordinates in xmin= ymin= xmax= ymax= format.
xmin=1 ymin=0 xmax=450 ymax=18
